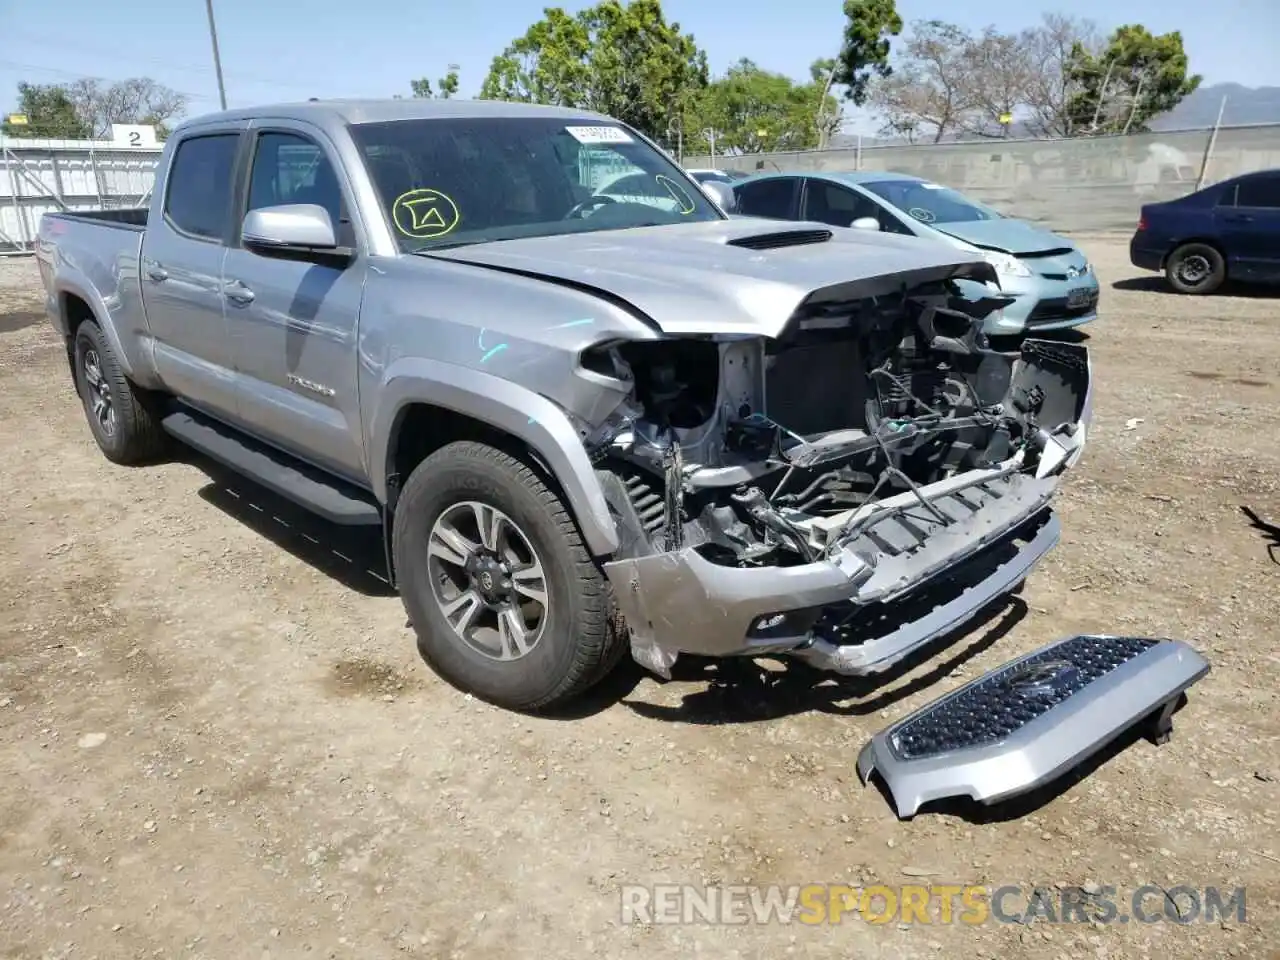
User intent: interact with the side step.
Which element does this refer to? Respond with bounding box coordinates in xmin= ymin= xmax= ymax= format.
xmin=856 ymin=634 xmax=1210 ymax=818
xmin=162 ymin=408 xmax=382 ymax=526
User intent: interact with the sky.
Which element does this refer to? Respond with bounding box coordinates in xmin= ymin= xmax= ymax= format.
xmin=2 ymin=0 xmax=1278 ymax=135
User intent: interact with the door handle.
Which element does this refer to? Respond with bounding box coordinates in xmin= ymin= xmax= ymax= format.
xmin=223 ymin=280 xmax=256 ymax=305
xmin=1224 ymin=214 xmax=1254 ymax=223
xmin=145 ymin=264 xmax=168 ymax=282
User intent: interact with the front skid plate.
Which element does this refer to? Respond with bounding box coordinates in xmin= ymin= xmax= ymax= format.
xmin=856 ymin=635 xmax=1210 ymax=818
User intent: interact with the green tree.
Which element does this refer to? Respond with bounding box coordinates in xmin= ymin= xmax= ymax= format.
xmin=410 ymin=68 xmax=460 ymax=99
xmin=1066 ymin=25 xmax=1201 ymax=134
xmin=687 ymin=59 xmax=839 ymax=154
xmin=832 ymin=0 xmax=902 ymax=105
xmin=3 ymin=82 xmax=90 ymax=139
xmin=479 ymin=0 xmax=708 ymax=139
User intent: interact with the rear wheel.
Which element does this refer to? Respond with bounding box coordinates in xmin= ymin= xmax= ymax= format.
xmin=1165 ymin=243 xmax=1225 ymax=295
xmin=73 ymin=321 xmax=167 ymax=464
xmin=392 ymin=441 xmax=625 ymax=711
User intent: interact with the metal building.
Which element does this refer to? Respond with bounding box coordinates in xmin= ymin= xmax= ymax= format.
xmin=0 ymin=136 xmax=163 ymax=254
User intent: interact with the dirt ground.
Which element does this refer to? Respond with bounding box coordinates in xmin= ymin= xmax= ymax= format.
xmin=0 ymin=239 xmax=1276 ymax=960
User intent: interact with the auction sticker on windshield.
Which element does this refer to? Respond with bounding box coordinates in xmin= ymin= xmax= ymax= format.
xmin=391 ymin=188 xmax=460 ymax=240
xmin=566 ymin=125 xmax=633 ymax=144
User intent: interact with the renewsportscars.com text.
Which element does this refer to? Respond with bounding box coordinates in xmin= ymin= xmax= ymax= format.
xmin=620 ymin=883 xmax=1247 ymax=926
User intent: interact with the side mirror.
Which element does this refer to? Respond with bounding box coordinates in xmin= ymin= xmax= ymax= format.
xmin=701 ymin=180 xmax=738 ymax=214
xmin=242 ymin=203 xmax=353 ymax=266
xmin=850 ymin=216 xmax=881 ymax=231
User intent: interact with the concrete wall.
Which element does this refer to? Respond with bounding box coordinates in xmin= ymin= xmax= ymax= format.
xmin=6 ymin=123 xmax=1279 ymax=248
xmin=686 ymin=124 xmax=1280 ymax=233
xmin=0 ymin=138 xmax=164 ymax=253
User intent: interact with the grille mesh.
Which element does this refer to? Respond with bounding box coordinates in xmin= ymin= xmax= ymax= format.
xmin=892 ymin=635 xmax=1159 ymax=760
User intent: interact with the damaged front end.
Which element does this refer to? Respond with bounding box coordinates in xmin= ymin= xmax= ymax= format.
xmin=572 ymin=273 xmax=1092 ymax=678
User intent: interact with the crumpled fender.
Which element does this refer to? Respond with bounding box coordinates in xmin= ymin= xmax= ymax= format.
xmin=367 ymin=355 xmax=620 ymax=556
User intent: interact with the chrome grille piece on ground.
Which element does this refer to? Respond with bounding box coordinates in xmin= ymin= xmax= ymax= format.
xmin=856 ymin=635 xmax=1210 ymax=818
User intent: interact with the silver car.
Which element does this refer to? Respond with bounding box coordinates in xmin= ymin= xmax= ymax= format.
xmin=734 ymin=171 xmax=1102 ymax=335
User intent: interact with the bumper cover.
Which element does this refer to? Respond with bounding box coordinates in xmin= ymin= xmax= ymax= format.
xmin=603 ymin=470 xmax=1061 ymax=677
xmin=856 ymin=634 xmax=1210 ymax=818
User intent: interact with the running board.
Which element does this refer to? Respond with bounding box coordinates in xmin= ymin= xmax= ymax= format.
xmin=856 ymin=635 xmax=1210 ymax=818
xmin=161 ymin=409 xmax=382 ymax=526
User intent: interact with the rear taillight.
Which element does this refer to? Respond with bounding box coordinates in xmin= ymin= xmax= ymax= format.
xmin=1136 ymin=215 xmax=1147 ymax=231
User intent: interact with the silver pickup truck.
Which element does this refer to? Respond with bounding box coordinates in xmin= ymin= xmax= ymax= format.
xmin=36 ymin=99 xmax=1207 ymax=813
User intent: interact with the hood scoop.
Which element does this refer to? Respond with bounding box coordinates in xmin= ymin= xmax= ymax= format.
xmin=727 ymin=228 xmax=833 ymax=251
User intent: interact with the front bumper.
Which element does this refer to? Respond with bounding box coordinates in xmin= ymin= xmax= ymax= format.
xmin=604 ymin=471 xmax=1064 ymax=678
xmin=604 ymin=338 xmax=1094 ymax=679
xmin=982 ymin=273 xmax=1100 ymax=335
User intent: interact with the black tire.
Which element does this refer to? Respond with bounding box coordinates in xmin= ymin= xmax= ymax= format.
xmin=73 ymin=321 xmax=167 ymax=464
xmin=1165 ymin=243 xmax=1225 ymax=295
xmin=392 ymin=440 xmax=625 ymax=711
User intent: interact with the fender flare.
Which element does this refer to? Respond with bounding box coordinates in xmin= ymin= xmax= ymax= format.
xmin=370 ymin=356 xmax=620 ymax=557
xmin=54 ymin=271 xmax=136 ymax=379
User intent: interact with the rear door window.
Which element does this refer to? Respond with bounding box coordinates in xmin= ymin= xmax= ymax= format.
xmin=735 ymin=178 xmax=799 ymax=219
xmin=163 ymin=133 xmax=240 ymax=241
xmin=1235 ymin=175 xmax=1280 ymax=209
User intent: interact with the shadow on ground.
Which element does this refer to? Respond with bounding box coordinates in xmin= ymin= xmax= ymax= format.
xmin=0 ymin=310 xmax=43 ymax=334
xmin=188 ymin=452 xmax=395 ymax=598
xmin=1112 ymin=276 xmax=1279 ymax=298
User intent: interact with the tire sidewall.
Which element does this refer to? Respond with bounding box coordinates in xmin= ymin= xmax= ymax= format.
xmin=394 ymin=447 xmax=592 ymax=708
xmin=1167 ymin=244 xmax=1224 ymax=295
xmin=73 ymin=324 xmax=126 ymax=458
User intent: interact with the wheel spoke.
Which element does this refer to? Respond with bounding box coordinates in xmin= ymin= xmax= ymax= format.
xmin=425 ymin=499 xmax=548 ymax=663
xmin=471 ymin=502 xmax=505 ymax=552
xmin=428 ymin=522 xmax=480 ymax=568
xmin=497 ymin=606 xmax=531 ymax=660
xmin=439 ymin=589 xmax=483 ymax=639
xmin=510 ymin=559 xmax=547 ymax=609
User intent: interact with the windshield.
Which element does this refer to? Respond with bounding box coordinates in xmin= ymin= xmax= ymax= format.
xmin=349 ymin=117 xmax=723 ymax=251
xmin=860 ymin=179 xmax=1002 ymax=225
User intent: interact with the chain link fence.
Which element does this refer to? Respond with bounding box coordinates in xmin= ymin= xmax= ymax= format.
xmin=685 ymin=124 xmax=1280 ymax=233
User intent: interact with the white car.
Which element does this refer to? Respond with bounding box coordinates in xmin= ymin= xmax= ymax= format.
xmin=685 ymin=167 xmax=749 ymax=185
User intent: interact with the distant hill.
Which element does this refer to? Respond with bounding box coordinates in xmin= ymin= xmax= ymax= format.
xmin=1150 ymin=83 xmax=1280 ymax=130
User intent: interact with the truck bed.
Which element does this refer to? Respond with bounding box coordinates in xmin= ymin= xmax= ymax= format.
xmin=46 ymin=208 xmax=149 ymax=231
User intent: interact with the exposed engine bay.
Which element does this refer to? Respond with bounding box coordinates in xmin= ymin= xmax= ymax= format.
xmin=579 ymin=276 xmax=1090 ymax=575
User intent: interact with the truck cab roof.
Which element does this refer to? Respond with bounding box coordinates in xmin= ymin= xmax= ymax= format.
xmin=171 ymin=98 xmax=616 ymax=137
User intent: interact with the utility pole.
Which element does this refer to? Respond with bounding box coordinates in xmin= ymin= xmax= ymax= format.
xmin=204 ymin=0 xmax=228 ymax=110
xmin=702 ymin=127 xmax=718 ymax=164
xmin=1194 ymin=95 xmax=1228 ymax=191
xmin=815 ymin=63 xmax=837 ymax=150
xmin=666 ymin=117 xmax=684 ymax=165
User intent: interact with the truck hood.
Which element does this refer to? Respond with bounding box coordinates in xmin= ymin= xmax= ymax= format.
xmin=931 ymin=219 xmax=1075 ymax=256
xmin=424 ymin=219 xmax=998 ymax=338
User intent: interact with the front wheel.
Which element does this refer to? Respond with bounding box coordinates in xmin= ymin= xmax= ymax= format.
xmin=392 ymin=441 xmax=625 ymax=711
xmin=1165 ymin=243 xmax=1225 ymax=295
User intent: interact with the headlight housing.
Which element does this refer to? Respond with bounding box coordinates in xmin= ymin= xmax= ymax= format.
xmin=981 ymin=250 xmax=1033 ymax=279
